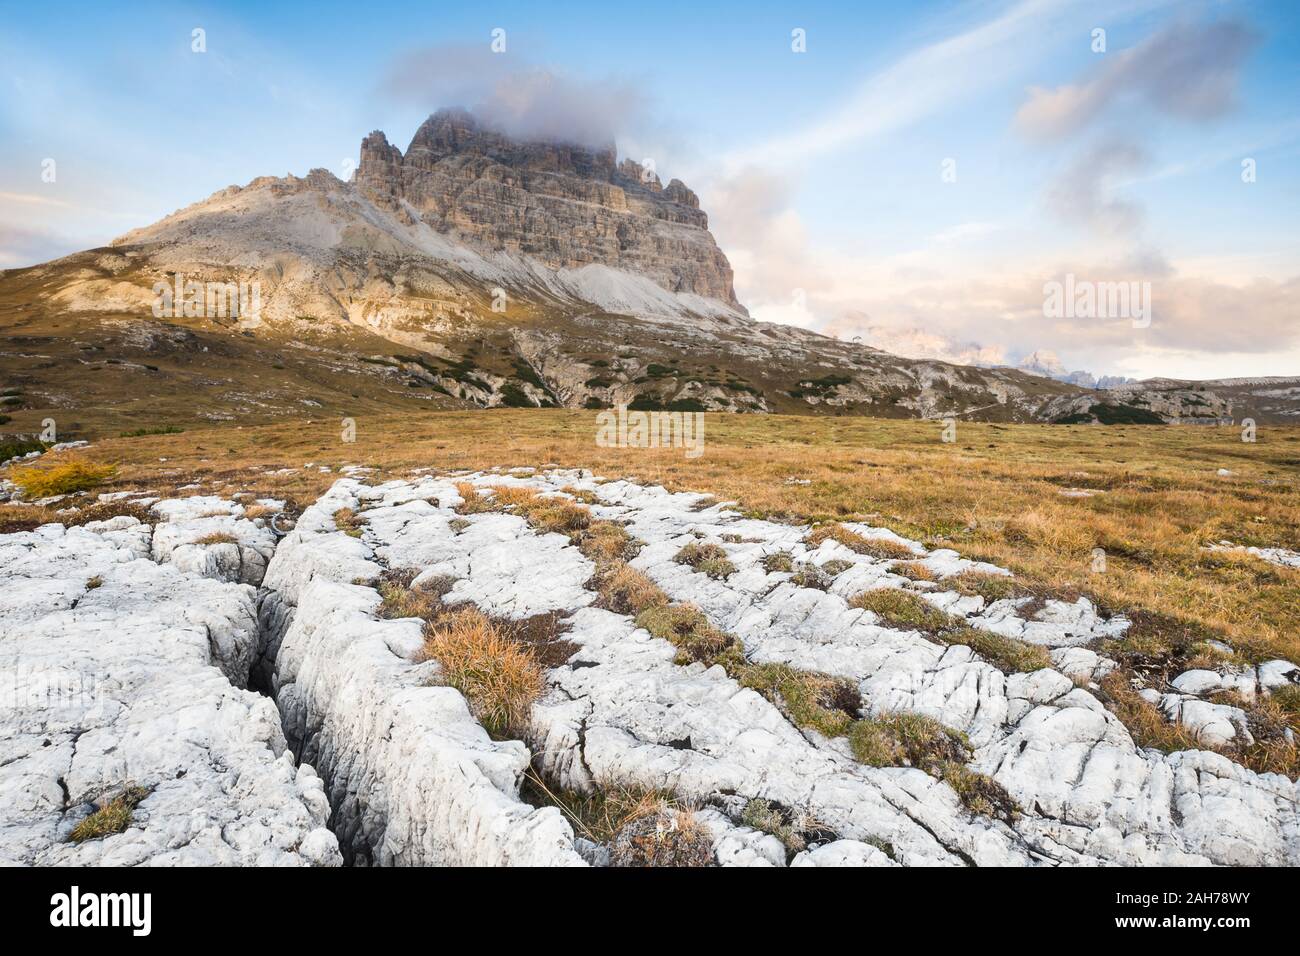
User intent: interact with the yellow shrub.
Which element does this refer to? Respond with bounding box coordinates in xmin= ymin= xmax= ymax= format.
xmin=11 ymin=461 xmax=117 ymax=500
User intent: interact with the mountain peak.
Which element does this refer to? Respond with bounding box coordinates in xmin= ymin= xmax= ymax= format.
xmin=355 ymin=109 xmax=740 ymax=307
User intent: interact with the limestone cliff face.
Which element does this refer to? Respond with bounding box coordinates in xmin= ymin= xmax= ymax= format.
xmin=356 ymin=108 xmax=742 ymax=309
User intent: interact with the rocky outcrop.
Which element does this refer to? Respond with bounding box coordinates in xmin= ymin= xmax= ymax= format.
xmin=1042 ymin=386 xmax=1234 ymax=424
xmin=259 ymin=480 xmax=587 ymax=866
xmin=0 ymin=500 xmax=340 ymax=866
xmin=356 ymin=108 xmax=742 ymax=308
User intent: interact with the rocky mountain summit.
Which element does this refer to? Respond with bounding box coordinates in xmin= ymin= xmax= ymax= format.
xmin=357 ymin=109 xmax=741 ymax=308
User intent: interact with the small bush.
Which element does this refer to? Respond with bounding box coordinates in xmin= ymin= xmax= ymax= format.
xmin=68 ymin=786 xmax=150 ymax=843
xmin=11 ymin=460 xmax=117 ymax=499
xmin=419 ymin=607 xmax=544 ymax=738
xmin=0 ymin=438 xmax=46 ymax=465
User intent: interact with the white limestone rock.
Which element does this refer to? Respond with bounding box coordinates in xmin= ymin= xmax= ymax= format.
xmin=0 ymin=512 xmax=339 ymax=866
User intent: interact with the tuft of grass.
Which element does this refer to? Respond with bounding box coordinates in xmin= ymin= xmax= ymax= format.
xmin=790 ymin=562 xmax=833 ymax=590
xmin=1273 ymin=684 xmax=1300 ymax=719
xmin=376 ymin=569 xmax=445 ymax=620
xmin=1096 ymin=671 xmax=1201 ymax=754
xmin=808 ymin=524 xmax=916 ymax=560
xmin=674 ymin=542 xmax=737 ymax=580
xmin=11 ymin=460 xmax=117 ymax=499
xmin=941 ymin=626 xmax=1051 ymax=673
xmin=740 ymin=797 xmax=835 ymax=854
xmin=850 ymin=589 xmax=1050 ymax=672
xmin=850 ymin=588 xmax=957 ymax=631
xmin=761 ymin=551 xmax=793 ymax=573
xmin=418 ymin=607 xmax=545 ymax=739
xmin=333 ymin=506 xmax=364 ymax=538
xmin=609 ymin=806 xmax=713 ymax=868
xmin=522 ymin=772 xmax=694 ymax=849
xmin=119 ymin=425 xmax=184 ymax=437
xmin=635 ymin=602 xmax=741 ymax=666
xmin=575 ymin=519 xmax=640 ymax=563
xmin=561 ymin=485 xmax=600 ymax=505
xmin=595 ymin=563 xmax=667 ymax=615
xmin=194 ymin=531 xmax=239 ymax=546
xmin=947 ymin=571 xmax=1018 ymax=602
xmin=738 ymin=663 xmax=861 ymax=739
xmin=68 ymin=786 xmax=150 ymax=843
xmin=849 ymin=712 xmax=1016 ymax=820
xmin=454 ymin=482 xmax=496 ymax=514
xmin=893 ymin=560 xmax=937 ymax=582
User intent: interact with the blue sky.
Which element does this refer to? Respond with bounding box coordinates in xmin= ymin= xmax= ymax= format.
xmin=2 ymin=0 xmax=1297 ymax=379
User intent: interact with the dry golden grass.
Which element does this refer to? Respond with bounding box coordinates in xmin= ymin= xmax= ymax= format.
xmin=595 ymin=563 xmax=667 ymax=615
xmin=333 ymin=506 xmax=364 ymax=538
xmin=41 ymin=410 xmax=1299 ymax=668
xmin=10 ymin=459 xmax=117 ymax=499
xmin=193 ymin=531 xmax=239 ymax=545
xmin=418 ymin=607 xmax=545 ymax=738
xmin=808 ymin=523 xmax=917 ymax=560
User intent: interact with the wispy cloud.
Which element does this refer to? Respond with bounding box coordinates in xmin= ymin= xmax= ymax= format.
xmin=1016 ymin=19 xmax=1258 ymax=140
xmin=724 ymin=0 xmax=1173 ymax=171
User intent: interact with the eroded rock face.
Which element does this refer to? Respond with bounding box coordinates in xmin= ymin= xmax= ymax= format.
xmin=0 ymin=504 xmax=339 ymax=866
xmin=259 ymin=482 xmax=586 ymax=867
xmin=357 ymin=108 xmax=742 ymax=308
